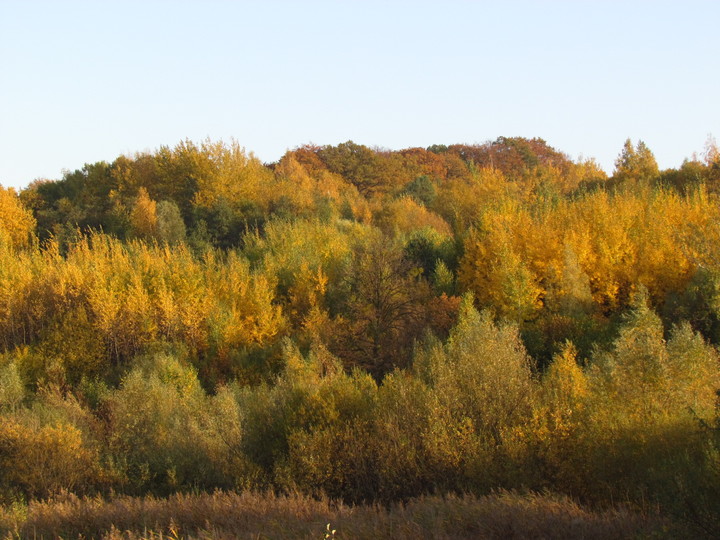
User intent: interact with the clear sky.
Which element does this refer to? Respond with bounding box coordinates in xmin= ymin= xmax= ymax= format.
xmin=1 ymin=0 xmax=718 ymax=190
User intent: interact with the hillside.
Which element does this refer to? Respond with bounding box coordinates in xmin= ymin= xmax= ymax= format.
xmin=1 ymin=137 xmax=719 ymax=536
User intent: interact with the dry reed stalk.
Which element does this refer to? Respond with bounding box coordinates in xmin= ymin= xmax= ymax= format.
xmin=1 ymin=489 xmax=682 ymax=539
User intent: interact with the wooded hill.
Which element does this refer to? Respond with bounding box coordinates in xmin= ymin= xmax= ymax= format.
xmin=1 ymin=137 xmax=719 ymax=535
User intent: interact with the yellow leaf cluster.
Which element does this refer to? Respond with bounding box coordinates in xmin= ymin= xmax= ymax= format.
xmin=0 ymin=186 xmax=35 ymax=249
xmin=459 ymin=187 xmax=720 ymax=318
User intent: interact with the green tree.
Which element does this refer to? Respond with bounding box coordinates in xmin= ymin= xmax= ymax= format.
xmin=156 ymin=200 xmax=186 ymax=244
xmin=401 ymin=175 xmax=437 ymax=206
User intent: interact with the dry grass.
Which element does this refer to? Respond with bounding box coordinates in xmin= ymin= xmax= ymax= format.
xmin=0 ymin=489 xmax=685 ymax=539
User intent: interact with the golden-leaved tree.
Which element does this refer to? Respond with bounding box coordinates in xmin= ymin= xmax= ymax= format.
xmin=0 ymin=186 xmax=36 ymax=249
xmin=458 ymin=185 xmax=720 ymax=321
xmin=613 ymin=138 xmax=660 ymax=183
xmin=129 ymin=187 xmax=158 ymax=240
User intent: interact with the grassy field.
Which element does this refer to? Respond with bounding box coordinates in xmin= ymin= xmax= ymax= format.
xmin=0 ymin=489 xmax=687 ymax=539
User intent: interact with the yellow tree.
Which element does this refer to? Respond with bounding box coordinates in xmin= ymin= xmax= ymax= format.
xmin=192 ymin=140 xmax=275 ymax=211
xmin=374 ymin=196 xmax=452 ymax=238
xmin=129 ymin=187 xmax=158 ymax=239
xmin=0 ymin=186 xmax=36 ymax=249
xmin=459 ymin=209 xmax=544 ymax=322
xmin=613 ymin=139 xmax=659 ymax=183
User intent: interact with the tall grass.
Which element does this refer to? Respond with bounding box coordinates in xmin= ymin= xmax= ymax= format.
xmin=0 ymin=490 xmax=682 ymax=540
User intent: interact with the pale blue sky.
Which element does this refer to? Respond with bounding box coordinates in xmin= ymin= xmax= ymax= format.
xmin=1 ymin=0 xmax=718 ymax=189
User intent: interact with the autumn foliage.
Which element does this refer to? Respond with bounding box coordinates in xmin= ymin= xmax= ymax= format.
xmin=1 ymin=136 xmax=720 ymax=536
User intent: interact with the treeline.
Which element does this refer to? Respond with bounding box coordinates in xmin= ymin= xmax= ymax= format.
xmin=1 ymin=137 xmax=720 ymax=533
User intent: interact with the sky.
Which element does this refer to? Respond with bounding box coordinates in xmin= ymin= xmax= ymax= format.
xmin=1 ymin=0 xmax=719 ymax=190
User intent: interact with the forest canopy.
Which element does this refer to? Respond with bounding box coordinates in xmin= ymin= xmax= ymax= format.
xmin=1 ymin=136 xmax=720 ymax=535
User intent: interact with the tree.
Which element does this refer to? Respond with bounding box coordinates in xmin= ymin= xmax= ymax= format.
xmin=415 ymin=296 xmax=536 ymax=447
xmin=374 ymin=196 xmax=452 ymax=238
xmin=317 ymin=141 xmax=398 ymax=197
xmin=613 ymin=139 xmax=659 ymax=183
xmin=156 ymin=200 xmax=186 ymax=244
xmin=459 ymin=229 xmax=543 ymax=323
xmin=554 ymin=244 xmax=594 ymax=317
xmin=129 ymin=187 xmax=158 ymax=239
xmin=334 ymin=235 xmax=433 ymax=379
xmin=400 ymin=175 xmax=437 ymax=206
xmin=0 ymin=186 xmax=36 ymax=249
xmin=590 ymin=288 xmax=670 ymax=421
xmin=703 ymin=135 xmax=719 ymax=167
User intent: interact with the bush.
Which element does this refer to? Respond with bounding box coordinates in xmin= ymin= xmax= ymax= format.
xmin=103 ymin=352 xmax=235 ymax=493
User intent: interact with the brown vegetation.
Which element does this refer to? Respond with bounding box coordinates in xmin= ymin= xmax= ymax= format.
xmin=0 ymin=490 xmax=681 ymax=540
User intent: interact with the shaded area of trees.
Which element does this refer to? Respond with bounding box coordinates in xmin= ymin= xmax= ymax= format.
xmin=0 ymin=298 xmax=717 ymax=533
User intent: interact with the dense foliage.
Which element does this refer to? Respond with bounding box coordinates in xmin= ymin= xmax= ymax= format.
xmin=1 ymin=137 xmax=720 ymax=534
